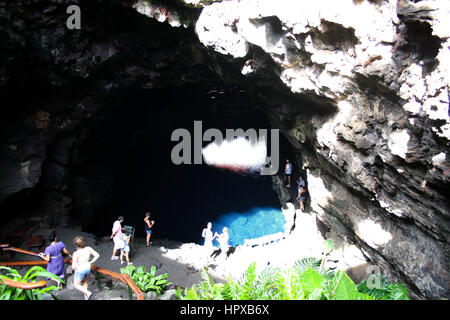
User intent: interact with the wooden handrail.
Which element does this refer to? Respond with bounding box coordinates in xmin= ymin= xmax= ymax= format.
xmin=2 ymin=245 xmax=41 ymax=257
xmin=0 ymin=259 xmax=72 ymax=267
xmin=90 ymin=265 xmax=144 ymax=300
xmin=1 ymin=245 xmax=144 ymax=300
xmin=91 ymin=265 xmax=124 ymax=282
xmin=121 ymin=273 xmax=145 ymax=300
xmin=0 ymin=278 xmax=47 ymax=290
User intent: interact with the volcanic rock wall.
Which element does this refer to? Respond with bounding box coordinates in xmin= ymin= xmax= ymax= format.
xmin=190 ymin=0 xmax=449 ymax=299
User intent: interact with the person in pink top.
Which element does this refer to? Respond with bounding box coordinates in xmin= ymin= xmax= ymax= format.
xmin=110 ymin=216 xmax=124 ymax=260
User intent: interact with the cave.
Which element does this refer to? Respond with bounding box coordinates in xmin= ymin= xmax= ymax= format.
xmin=0 ymin=80 xmax=298 ymax=243
xmin=0 ymin=0 xmax=449 ymax=301
xmin=69 ymin=85 xmax=296 ymax=244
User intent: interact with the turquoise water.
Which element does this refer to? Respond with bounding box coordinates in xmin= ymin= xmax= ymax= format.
xmin=208 ymin=207 xmax=286 ymax=247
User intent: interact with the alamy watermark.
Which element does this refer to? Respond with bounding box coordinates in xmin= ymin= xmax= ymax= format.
xmin=170 ymin=121 xmax=280 ymax=176
xmin=66 ymin=5 xmax=81 ymax=30
xmin=366 ymin=265 xmax=383 ymax=289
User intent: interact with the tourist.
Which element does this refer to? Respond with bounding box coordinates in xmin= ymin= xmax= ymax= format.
xmin=72 ymin=236 xmax=100 ymax=300
xmin=111 ymin=216 xmax=124 ymax=260
xmin=201 ymin=222 xmax=215 ymax=252
xmin=144 ymin=212 xmax=155 ymax=246
xmin=296 ymin=185 xmax=307 ymax=211
xmin=297 ymin=175 xmax=305 ymax=189
xmin=120 ymin=228 xmax=133 ymax=265
xmin=38 ymin=232 xmax=72 ymax=289
xmin=214 ymin=227 xmax=230 ymax=261
xmin=284 ymin=159 xmax=292 ymax=187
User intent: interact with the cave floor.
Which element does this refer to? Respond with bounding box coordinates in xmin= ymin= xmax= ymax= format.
xmin=2 ymin=208 xmax=370 ymax=300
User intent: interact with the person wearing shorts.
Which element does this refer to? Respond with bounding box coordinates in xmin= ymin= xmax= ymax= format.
xmin=144 ymin=212 xmax=155 ymax=247
xmin=120 ymin=229 xmax=132 ymax=265
xmin=284 ymin=159 xmax=292 ymax=187
xmin=72 ymin=236 xmax=100 ymax=300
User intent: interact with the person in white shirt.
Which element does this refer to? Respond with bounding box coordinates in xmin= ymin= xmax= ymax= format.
xmin=213 ymin=227 xmax=229 ymax=261
xmin=202 ymin=222 xmax=215 ymax=252
xmin=110 ymin=216 xmax=124 ymax=260
xmin=72 ymin=236 xmax=100 ymax=300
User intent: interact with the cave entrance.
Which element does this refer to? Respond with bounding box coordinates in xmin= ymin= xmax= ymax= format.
xmin=73 ymin=84 xmax=295 ymax=245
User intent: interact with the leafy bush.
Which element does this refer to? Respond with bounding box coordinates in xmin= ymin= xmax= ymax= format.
xmin=357 ymin=275 xmax=410 ymax=300
xmin=175 ymin=258 xmax=410 ymax=300
xmin=0 ymin=266 xmax=63 ymax=300
xmin=120 ymin=264 xmax=172 ymax=295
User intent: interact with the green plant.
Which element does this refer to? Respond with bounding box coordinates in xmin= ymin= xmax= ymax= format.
xmin=120 ymin=264 xmax=172 ymax=295
xmin=357 ymin=275 xmax=410 ymax=300
xmin=0 ymin=266 xmax=63 ymax=300
xmin=175 ymin=258 xmax=410 ymax=300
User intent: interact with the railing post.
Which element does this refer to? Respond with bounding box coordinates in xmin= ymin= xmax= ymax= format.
xmin=96 ymin=271 xmax=102 ymax=291
xmin=128 ymin=284 xmax=133 ymax=300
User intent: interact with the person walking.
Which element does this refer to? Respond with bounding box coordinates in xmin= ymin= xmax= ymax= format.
xmin=144 ymin=212 xmax=155 ymax=247
xmin=72 ymin=236 xmax=100 ymax=300
xmin=111 ymin=216 xmax=124 ymax=260
xmin=38 ymin=232 xmax=72 ymax=289
xmin=119 ymin=228 xmax=133 ymax=266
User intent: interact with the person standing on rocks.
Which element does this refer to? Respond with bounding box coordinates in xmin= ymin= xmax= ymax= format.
xmin=297 ymin=175 xmax=305 ymax=189
xmin=214 ymin=227 xmax=230 ymax=261
xmin=201 ymin=222 xmax=215 ymax=252
xmin=72 ymin=236 xmax=100 ymax=300
xmin=111 ymin=216 xmax=124 ymax=260
xmin=38 ymin=232 xmax=72 ymax=289
xmin=296 ymin=185 xmax=307 ymax=211
xmin=144 ymin=212 xmax=155 ymax=247
xmin=284 ymin=159 xmax=292 ymax=187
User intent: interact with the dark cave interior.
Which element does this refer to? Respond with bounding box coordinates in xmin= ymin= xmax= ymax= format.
xmin=66 ymin=85 xmax=297 ymax=243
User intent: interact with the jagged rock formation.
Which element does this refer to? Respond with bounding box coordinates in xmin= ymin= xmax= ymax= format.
xmin=0 ymin=0 xmax=448 ymax=299
xmin=191 ymin=0 xmax=450 ymax=299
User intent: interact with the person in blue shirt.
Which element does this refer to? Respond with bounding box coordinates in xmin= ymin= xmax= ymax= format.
xmin=119 ymin=228 xmax=132 ymax=266
xmin=297 ymin=175 xmax=305 ymax=189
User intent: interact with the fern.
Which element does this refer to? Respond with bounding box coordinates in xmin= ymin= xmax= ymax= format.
xmin=276 ymin=269 xmax=304 ymax=300
xmin=239 ymin=262 xmax=258 ymax=299
xmin=294 ymin=257 xmax=321 ymax=273
xmin=175 ymin=260 xmax=410 ymax=301
xmin=357 ymin=276 xmax=410 ymax=300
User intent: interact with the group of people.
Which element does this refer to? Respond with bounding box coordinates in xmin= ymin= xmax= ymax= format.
xmin=110 ymin=216 xmax=132 ymax=265
xmin=37 ymin=212 xmax=156 ymax=300
xmin=38 ymin=233 xmax=99 ymax=300
xmin=110 ymin=212 xmax=156 ymax=265
xmin=285 ymin=159 xmax=307 ymax=211
xmin=201 ymin=222 xmax=229 ymax=261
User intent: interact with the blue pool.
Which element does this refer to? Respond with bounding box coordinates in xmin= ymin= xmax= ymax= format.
xmin=206 ymin=207 xmax=286 ymax=247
